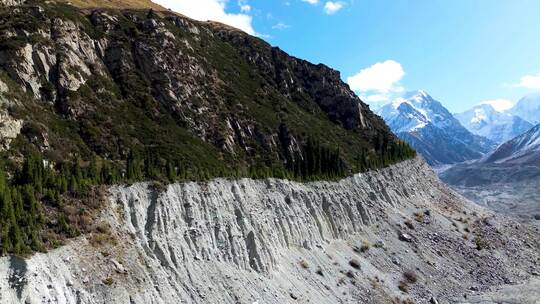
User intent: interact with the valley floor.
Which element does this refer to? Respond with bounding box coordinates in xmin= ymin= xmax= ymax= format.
xmin=450 ymin=180 xmax=540 ymax=225
xmin=464 ymin=277 xmax=540 ymax=304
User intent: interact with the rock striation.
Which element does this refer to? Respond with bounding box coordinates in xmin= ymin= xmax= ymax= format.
xmin=1 ymin=157 xmax=538 ymax=303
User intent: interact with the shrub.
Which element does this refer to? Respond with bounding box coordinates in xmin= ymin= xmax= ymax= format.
xmin=475 ymin=236 xmax=489 ymax=251
xmin=102 ymin=277 xmax=114 ymax=285
xmin=403 ymin=270 xmax=417 ymax=284
xmin=413 ymin=212 xmax=424 ymax=222
xmin=398 ymin=281 xmax=409 ymax=293
xmin=95 ymin=222 xmax=110 ymax=234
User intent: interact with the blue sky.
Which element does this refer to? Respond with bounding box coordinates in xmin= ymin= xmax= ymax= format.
xmin=153 ymin=0 xmax=540 ymax=113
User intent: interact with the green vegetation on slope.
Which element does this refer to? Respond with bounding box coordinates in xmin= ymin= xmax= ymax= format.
xmin=0 ymin=2 xmax=416 ymax=255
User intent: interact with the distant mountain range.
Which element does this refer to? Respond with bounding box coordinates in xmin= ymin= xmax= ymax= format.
xmin=486 ymin=123 xmax=540 ymax=165
xmin=376 ymin=90 xmax=496 ymax=166
xmin=455 ymin=95 xmax=540 ymax=144
xmin=509 ymin=94 xmax=540 ymax=125
xmin=440 ymin=123 xmax=540 ymax=221
xmin=440 ymin=123 xmax=540 ymax=187
xmin=376 ymin=91 xmax=540 ymax=166
xmin=376 ymin=91 xmax=540 ymax=222
xmin=455 ymin=104 xmax=533 ymax=144
xmin=439 ymin=98 xmax=540 ymax=221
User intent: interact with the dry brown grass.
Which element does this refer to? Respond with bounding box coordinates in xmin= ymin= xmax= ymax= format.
xmin=398 ymin=281 xmax=409 ymax=293
xmin=403 ymin=270 xmax=418 ymax=283
xmin=102 ymin=277 xmax=114 ymax=285
xmin=62 ymin=0 xmax=166 ymax=10
xmin=413 ymin=212 xmax=424 ymax=222
xmin=89 ymin=224 xmax=116 ymax=247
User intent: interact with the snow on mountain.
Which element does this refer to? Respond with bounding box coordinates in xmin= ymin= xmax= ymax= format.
xmin=486 ymin=123 xmax=540 ymax=164
xmin=510 ymin=94 xmax=540 ymax=125
xmin=377 ymin=90 xmax=496 ymax=166
xmin=442 ymin=123 xmax=540 ymax=190
xmin=455 ymin=103 xmax=533 ymax=144
xmin=379 ymin=90 xmax=465 ymax=133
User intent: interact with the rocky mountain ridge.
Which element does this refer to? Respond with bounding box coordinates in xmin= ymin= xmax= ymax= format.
xmin=455 ymin=103 xmax=533 ymax=144
xmin=510 ymin=94 xmax=540 ymax=125
xmin=441 ymin=123 xmax=540 ymax=187
xmin=486 ymin=123 xmax=540 ymax=164
xmin=0 ymin=1 xmax=538 ymax=304
xmin=0 ymin=0 xmax=419 ymax=260
xmin=376 ymin=91 xmax=495 ymax=166
xmin=0 ymin=0 xmax=395 ymax=172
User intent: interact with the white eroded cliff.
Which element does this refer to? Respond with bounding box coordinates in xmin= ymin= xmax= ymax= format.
xmin=0 ymin=158 xmax=538 ymax=304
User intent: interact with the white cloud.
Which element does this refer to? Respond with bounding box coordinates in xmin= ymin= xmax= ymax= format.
xmin=240 ymin=4 xmax=251 ymax=12
xmin=362 ymin=94 xmax=392 ymax=103
xmin=152 ymin=0 xmax=256 ymax=35
xmin=360 ymin=94 xmax=392 ymax=110
xmin=272 ymin=22 xmax=290 ymax=30
xmin=324 ymin=1 xmax=344 ymax=14
xmin=479 ymin=99 xmax=514 ymax=112
xmin=302 ymin=0 xmax=319 ymax=5
xmin=237 ymin=0 xmax=251 ymax=12
xmin=347 ymin=60 xmax=405 ymax=94
xmin=512 ymin=73 xmax=540 ymax=89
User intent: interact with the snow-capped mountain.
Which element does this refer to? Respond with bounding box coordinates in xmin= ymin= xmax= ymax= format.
xmin=377 ymin=90 xmax=496 ymax=166
xmin=455 ymin=103 xmax=533 ymax=144
xmin=485 ymin=123 xmax=540 ymax=164
xmin=441 ymin=123 xmax=540 ymax=188
xmin=510 ymin=94 xmax=540 ymax=125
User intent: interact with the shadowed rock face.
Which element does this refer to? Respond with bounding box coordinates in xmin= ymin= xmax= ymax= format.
xmin=0 ymin=158 xmax=538 ymax=303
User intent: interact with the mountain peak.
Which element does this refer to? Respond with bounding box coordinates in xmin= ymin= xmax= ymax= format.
xmin=403 ymin=89 xmax=432 ymax=101
xmin=455 ymin=103 xmax=533 ymax=144
xmin=377 ymin=91 xmax=495 ymax=165
xmin=510 ymin=94 xmax=540 ymax=125
xmin=381 ymin=90 xmax=455 ymax=131
xmin=389 ymin=90 xmax=435 ymax=111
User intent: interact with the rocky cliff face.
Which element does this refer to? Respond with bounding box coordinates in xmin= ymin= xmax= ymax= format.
xmin=0 ymin=0 xmax=393 ymax=169
xmin=1 ymin=158 xmax=538 ymax=304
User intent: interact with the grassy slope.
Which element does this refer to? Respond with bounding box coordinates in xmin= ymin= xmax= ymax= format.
xmin=66 ymin=0 xmax=166 ymax=10
xmin=2 ymin=1 xmax=414 ymax=172
xmin=1 ymin=2 xmax=411 ymax=174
